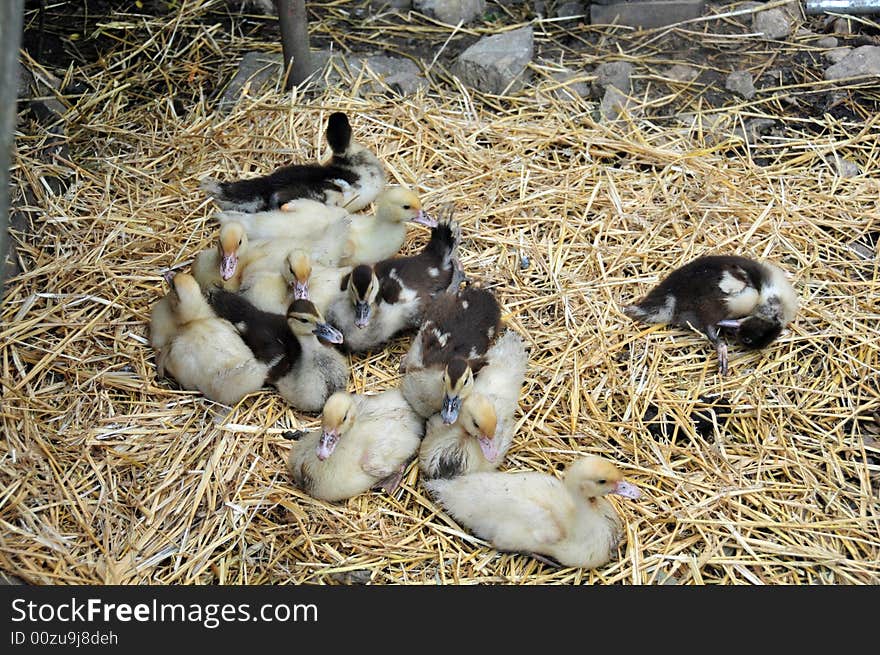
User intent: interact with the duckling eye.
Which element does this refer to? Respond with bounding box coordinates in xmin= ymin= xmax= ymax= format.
xmin=402 ymin=204 xmax=411 ymax=210
xmin=238 ymin=239 xmax=243 ymax=246
xmin=597 ymin=479 xmax=607 ymax=485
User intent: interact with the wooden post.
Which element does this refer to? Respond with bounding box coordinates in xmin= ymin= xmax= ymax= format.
xmin=1 ymin=0 xmax=25 ymax=297
xmin=277 ymin=0 xmax=313 ymax=90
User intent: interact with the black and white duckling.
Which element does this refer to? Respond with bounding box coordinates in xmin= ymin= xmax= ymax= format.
xmin=150 ymin=273 xmax=268 ymax=405
xmin=400 ymin=283 xmax=503 ymax=419
xmin=425 ymin=456 xmax=642 ymax=569
xmin=418 ymin=329 xmax=528 ymax=479
xmin=206 ymin=289 xmax=347 ymax=412
xmin=623 ymin=255 xmax=799 ymax=375
xmin=325 ymin=217 xmax=463 ymax=352
xmin=237 ymin=249 xmax=349 ymax=315
xmin=286 ymin=389 xmax=425 ymax=502
xmin=200 ymin=111 xmax=386 ymax=213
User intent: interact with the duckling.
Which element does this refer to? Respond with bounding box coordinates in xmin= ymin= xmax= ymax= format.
xmin=152 ymin=273 xmax=268 ymax=405
xmin=191 ymin=222 xmax=251 ymax=291
xmin=207 ymin=289 xmax=347 ymax=412
xmin=286 ymin=389 xmax=425 ymax=502
xmin=325 ymin=217 xmax=463 ymax=352
xmin=419 ymin=329 xmax=527 ymax=479
xmin=200 ymin=112 xmax=386 ymax=213
xmin=149 ymin=270 xmax=179 ymax=362
xmin=622 ymin=255 xmax=798 ymax=375
xmin=215 ymin=199 xmax=349 ymax=242
xmin=400 ymin=283 xmax=503 ymax=419
xmin=425 ymin=456 xmax=642 ymax=569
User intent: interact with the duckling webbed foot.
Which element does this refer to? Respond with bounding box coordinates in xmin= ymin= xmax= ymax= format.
xmin=527 ymin=552 xmax=564 ymax=568
xmin=376 ymin=463 xmax=408 ymax=494
xmin=445 ymin=256 xmax=467 ymax=293
xmin=716 ymin=341 xmax=729 ymax=376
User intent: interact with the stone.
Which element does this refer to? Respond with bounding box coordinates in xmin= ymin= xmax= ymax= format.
xmin=833 ymin=17 xmax=852 ymax=35
xmin=346 ymin=56 xmax=429 ymax=95
xmin=752 ymin=4 xmax=798 ymax=40
xmin=590 ymin=0 xmax=706 ymax=29
xmin=599 ymin=86 xmax=638 ymax=121
xmin=555 ymin=0 xmax=586 ymax=19
xmin=829 ymin=156 xmax=861 ymax=178
xmin=549 ymin=69 xmax=591 ymax=101
xmin=218 ymin=51 xmax=283 ymax=111
xmin=594 ymin=60 xmax=633 ymax=93
xmin=413 ymin=0 xmax=485 ymax=24
xmin=825 ymin=45 xmax=880 ymax=81
xmin=369 ymin=0 xmax=413 ymax=8
xmin=816 ymin=36 xmax=838 ymax=49
xmin=826 ymin=47 xmax=852 ymax=65
xmin=664 ymin=63 xmax=700 ymax=82
xmin=455 ymin=26 xmax=534 ymax=95
xmin=725 ymin=70 xmax=755 ymax=99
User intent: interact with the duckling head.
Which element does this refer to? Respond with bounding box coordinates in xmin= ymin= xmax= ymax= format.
xmin=287 ymin=299 xmax=344 ymax=344
xmin=284 ymin=251 xmax=312 ymax=300
xmin=169 ymin=273 xmax=210 ymax=323
xmin=440 ymin=357 xmax=474 ymax=424
xmin=459 ymin=393 xmax=499 ymax=462
xmin=565 ymin=457 xmax=641 ymax=501
xmin=347 ymin=265 xmax=380 ymax=329
xmin=217 ymin=222 xmax=247 ymax=281
xmin=317 ymin=392 xmax=356 ymax=460
xmin=376 ymin=187 xmax=436 ymax=228
xmin=717 ymin=303 xmax=785 ymax=350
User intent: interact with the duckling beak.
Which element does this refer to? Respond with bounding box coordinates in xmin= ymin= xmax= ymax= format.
xmin=716 ymin=319 xmax=743 ymax=330
xmin=477 ymin=434 xmax=498 ymax=463
xmin=440 ymin=394 xmax=461 ymax=424
xmin=354 ymin=301 xmax=371 ymax=329
xmin=162 ymin=270 xmax=175 ymax=287
xmin=292 ymin=280 xmax=309 ymax=300
xmin=313 ymin=322 xmax=344 ymax=345
xmin=611 ymin=480 xmax=641 ymax=499
xmin=410 ymin=210 xmax=438 ymax=228
xmin=219 ymin=254 xmax=238 ymax=281
xmin=316 ymin=429 xmax=339 ymax=461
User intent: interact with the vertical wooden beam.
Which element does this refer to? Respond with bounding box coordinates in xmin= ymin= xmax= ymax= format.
xmin=1 ymin=0 xmax=25 ymax=297
xmin=277 ymin=0 xmax=313 ymax=90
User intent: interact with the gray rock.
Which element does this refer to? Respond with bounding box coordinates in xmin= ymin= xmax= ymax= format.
xmin=555 ymin=1 xmax=586 ymax=19
xmin=549 ymin=69 xmax=591 ymax=101
xmin=829 ymin=156 xmax=860 ymax=178
xmin=594 ymin=60 xmax=633 ymax=93
xmin=347 ymin=55 xmax=428 ymax=95
xmin=826 ymin=47 xmax=852 ymax=65
xmin=753 ymin=7 xmax=794 ymax=40
xmin=833 ymin=17 xmax=852 ymax=35
xmin=725 ymin=70 xmax=755 ymax=99
xmin=848 ymin=241 xmax=875 ymax=261
xmin=369 ymin=0 xmax=413 ymax=9
xmin=455 ymin=26 xmax=534 ymax=95
xmin=732 ymin=117 xmax=777 ymax=145
xmin=219 ymin=51 xmax=283 ymax=111
xmin=590 ymin=0 xmax=706 ymax=28
xmin=664 ymin=63 xmax=700 ymax=82
xmin=413 ymin=0 xmax=485 ymax=24
xmin=825 ymin=45 xmax=880 ymax=80
xmin=599 ymin=86 xmax=638 ymax=121
xmin=816 ymin=36 xmax=838 ymax=49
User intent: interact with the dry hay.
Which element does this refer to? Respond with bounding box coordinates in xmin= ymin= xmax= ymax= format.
xmin=3 ymin=2 xmax=879 ymax=585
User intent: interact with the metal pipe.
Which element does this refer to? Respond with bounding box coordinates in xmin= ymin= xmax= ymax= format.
xmin=805 ymin=0 xmax=880 ymax=14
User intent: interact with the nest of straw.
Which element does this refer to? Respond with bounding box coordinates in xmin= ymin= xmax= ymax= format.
xmin=2 ymin=1 xmax=878 ymax=584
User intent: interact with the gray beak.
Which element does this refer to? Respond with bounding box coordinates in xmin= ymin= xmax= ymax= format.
xmin=440 ymin=394 xmax=461 ymax=425
xmin=354 ymin=301 xmax=371 ymax=329
xmin=313 ymin=321 xmax=344 ymax=345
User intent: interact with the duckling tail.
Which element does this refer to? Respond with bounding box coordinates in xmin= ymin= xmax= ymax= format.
xmin=326 ymin=112 xmax=353 ymax=153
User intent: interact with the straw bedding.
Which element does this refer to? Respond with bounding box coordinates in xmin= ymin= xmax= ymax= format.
xmin=2 ymin=2 xmax=879 ymax=584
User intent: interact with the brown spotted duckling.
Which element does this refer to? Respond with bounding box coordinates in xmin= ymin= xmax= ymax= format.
xmin=200 ymin=112 xmax=386 ymax=213
xmin=325 ymin=216 xmax=464 ymax=352
xmin=400 ymin=282 xmax=503 ymax=421
xmin=623 ymin=255 xmax=798 ymax=375
xmin=207 ymin=289 xmax=347 ymax=412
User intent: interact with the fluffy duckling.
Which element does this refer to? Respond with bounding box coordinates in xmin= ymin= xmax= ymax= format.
xmin=400 ymin=283 xmax=503 ymax=419
xmin=418 ymin=329 xmax=528 ymax=479
xmin=207 ymin=289 xmax=347 ymax=412
xmin=325 ymin=217 xmax=463 ymax=352
xmin=425 ymin=456 xmax=642 ymax=569
xmin=215 ymin=198 xmax=348 ymax=243
xmin=151 ymin=273 xmax=268 ymax=405
xmin=287 ymin=389 xmax=425 ymax=502
xmin=191 ymin=222 xmax=250 ymax=291
xmin=149 ymin=270 xmax=178 ymax=359
xmin=623 ymin=255 xmax=798 ymax=375
xmin=200 ymin=112 xmax=386 ymax=213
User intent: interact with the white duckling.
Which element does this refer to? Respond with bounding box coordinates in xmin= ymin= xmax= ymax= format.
xmin=151 ymin=273 xmax=268 ymax=405
xmin=401 ymin=283 xmax=503 ymax=419
xmin=214 ymin=199 xmax=349 ymax=243
xmin=623 ymin=254 xmax=798 ymax=375
xmin=425 ymin=456 xmax=642 ymax=569
xmin=201 ymin=111 xmax=386 ymax=213
xmin=287 ymin=389 xmax=425 ymax=502
xmin=418 ymin=329 xmax=528 ymax=479
xmin=325 ymin=217 xmax=462 ymax=352
xmin=206 ymin=289 xmax=348 ymax=412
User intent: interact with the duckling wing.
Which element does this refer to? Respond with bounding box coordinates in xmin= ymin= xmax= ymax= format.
xmin=427 ymin=472 xmax=576 ymax=552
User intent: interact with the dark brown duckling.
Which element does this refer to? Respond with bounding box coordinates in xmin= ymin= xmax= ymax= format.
xmin=623 ymin=255 xmax=798 ymax=375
